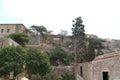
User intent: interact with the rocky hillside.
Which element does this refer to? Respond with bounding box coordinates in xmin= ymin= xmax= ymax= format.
xmin=26 ymin=34 xmax=120 ymax=54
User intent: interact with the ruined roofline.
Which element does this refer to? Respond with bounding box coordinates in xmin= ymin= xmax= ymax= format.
xmin=0 ymin=23 xmax=25 ymax=25
xmin=93 ymin=53 xmax=119 ymax=61
xmin=0 ymin=23 xmax=27 ymax=29
xmin=94 ymin=55 xmax=118 ymax=61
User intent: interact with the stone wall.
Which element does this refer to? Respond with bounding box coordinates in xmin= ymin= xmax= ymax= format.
xmin=0 ymin=24 xmax=26 ymax=37
xmin=15 ymin=24 xmax=26 ymax=33
xmin=79 ymin=53 xmax=120 ymax=80
xmin=78 ymin=62 xmax=93 ymax=80
xmin=92 ymin=53 xmax=120 ymax=80
xmin=28 ymin=36 xmax=40 ymax=45
xmin=103 ymin=39 xmax=120 ymax=53
xmin=0 ymin=37 xmax=19 ymax=48
xmin=51 ymin=66 xmax=74 ymax=76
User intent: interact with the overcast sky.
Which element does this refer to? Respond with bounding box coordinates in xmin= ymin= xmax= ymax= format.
xmin=0 ymin=0 xmax=120 ymax=39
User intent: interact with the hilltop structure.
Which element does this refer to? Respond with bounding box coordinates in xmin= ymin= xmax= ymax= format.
xmin=1 ymin=24 xmax=120 ymax=80
xmin=0 ymin=24 xmax=26 ymax=37
xmin=0 ymin=24 xmax=26 ymax=47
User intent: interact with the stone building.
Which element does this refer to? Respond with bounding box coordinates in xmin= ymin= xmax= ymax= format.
xmin=78 ymin=53 xmax=120 ymax=80
xmin=86 ymin=34 xmax=98 ymax=39
xmin=0 ymin=24 xmax=26 ymax=47
xmin=0 ymin=24 xmax=26 ymax=37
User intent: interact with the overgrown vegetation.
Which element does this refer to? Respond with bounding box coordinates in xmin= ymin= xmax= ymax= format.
xmin=71 ymin=17 xmax=105 ymax=63
xmin=62 ymin=73 xmax=75 ymax=80
xmin=26 ymin=48 xmax=51 ymax=77
xmin=8 ymin=33 xmax=29 ymax=46
xmin=0 ymin=46 xmax=51 ymax=79
xmin=0 ymin=46 xmax=26 ymax=77
xmin=48 ymin=46 xmax=74 ymax=66
xmin=72 ymin=16 xmax=86 ymax=63
xmin=45 ymin=73 xmax=75 ymax=80
xmin=45 ymin=73 xmax=62 ymax=80
xmin=0 ymin=16 xmax=107 ymax=80
xmin=85 ymin=38 xmax=104 ymax=61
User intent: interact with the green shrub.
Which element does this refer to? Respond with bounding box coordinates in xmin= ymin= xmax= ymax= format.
xmin=45 ymin=73 xmax=62 ymax=80
xmin=62 ymin=73 xmax=75 ymax=80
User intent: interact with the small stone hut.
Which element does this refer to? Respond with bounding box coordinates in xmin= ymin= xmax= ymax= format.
xmin=78 ymin=53 xmax=120 ymax=80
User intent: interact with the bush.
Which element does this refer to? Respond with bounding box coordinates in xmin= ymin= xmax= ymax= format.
xmin=62 ymin=73 xmax=75 ymax=80
xmin=48 ymin=47 xmax=73 ymax=66
xmin=45 ymin=73 xmax=62 ymax=80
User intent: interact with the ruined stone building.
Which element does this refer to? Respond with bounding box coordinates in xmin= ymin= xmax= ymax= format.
xmin=0 ymin=24 xmax=26 ymax=47
xmin=78 ymin=52 xmax=120 ymax=80
xmin=0 ymin=24 xmax=26 ymax=37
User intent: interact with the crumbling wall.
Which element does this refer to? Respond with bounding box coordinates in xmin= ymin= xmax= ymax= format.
xmin=51 ymin=66 xmax=74 ymax=76
xmin=28 ymin=36 xmax=40 ymax=45
xmin=92 ymin=53 xmax=120 ymax=80
xmin=78 ymin=62 xmax=93 ymax=80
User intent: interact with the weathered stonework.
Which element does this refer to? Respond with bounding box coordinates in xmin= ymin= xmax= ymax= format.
xmin=0 ymin=24 xmax=26 ymax=47
xmin=0 ymin=24 xmax=26 ymax=37
xmin=28 ymin=36 xmax=40 ymax=45
xmin=0 ymin=37 xmax=19 ymax=48
xmin=78 ymin=62 xmax=93 ymax=80
xmin=78 ymin=53 xmax=120 ymax=80
xmin=51 ymin=66 xmax=74 ymax=76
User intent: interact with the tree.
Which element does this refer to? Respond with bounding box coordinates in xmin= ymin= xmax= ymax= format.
xmin=45 ymin=30 xmax=53 ymax=43
xmin=86 ymin=38 xmax=104 ymax=61
xmin=46 ymin=30 xmax=53 ymax=35
xmin=58 ymin=30 xmax=68 ymax=43
xmin=72 ymin=16 xmax=85 ymax=80
xmin=31 ymin=25 xmax=47 ymax=35
xmin=72 ymin=17 xmax=85 ymax=63
xmin=30 ymin=25 xmax=48 ymax=42
xmin=9 ymin=33 xmax=29 ymax=46
xmin=48 ymin=46 xmax=73 ymax=66
xmin=0 ymin=46 xmax=26 ymax=79
xmin=25 ymin=48 xmax=51 ymax=78
xmin=0 ymin=46 xmax=51 ymax=79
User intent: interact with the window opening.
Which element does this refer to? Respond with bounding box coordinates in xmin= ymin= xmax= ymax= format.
xmin=1 ymin=29 xmax=4 ymax=33
xmin=7 ymin=29 xmax=10 ymax=33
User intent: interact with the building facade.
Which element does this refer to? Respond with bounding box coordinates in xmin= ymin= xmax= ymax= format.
xmin=78 ymin=53 xmax=120 ymax=80
xmin=0 ymin=24 xmax=26 ymax=37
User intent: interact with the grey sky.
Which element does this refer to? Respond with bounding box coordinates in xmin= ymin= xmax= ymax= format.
xmin=1 ymin=0 xmax=120 ymax=39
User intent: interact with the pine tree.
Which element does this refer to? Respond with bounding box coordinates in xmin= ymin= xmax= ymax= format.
xmin=72 ymin=16 xmax=85 ymax=63
xmin=72 ymin=16 xmax=85 ymax=80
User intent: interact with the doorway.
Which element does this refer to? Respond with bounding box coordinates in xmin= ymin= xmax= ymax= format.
xmin=102 ymin=72 xmax=109 ymax=80
xmin=80 ymin=66 xmax=83 ymax=77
